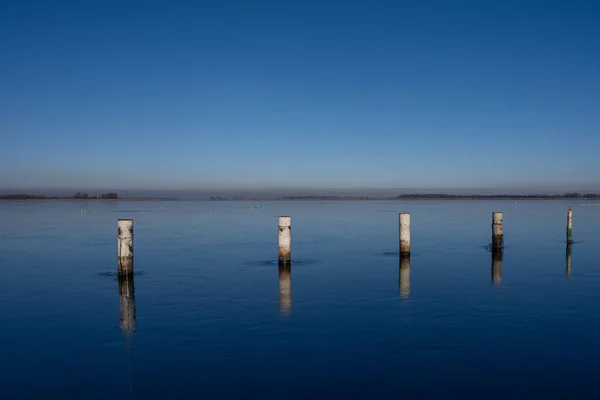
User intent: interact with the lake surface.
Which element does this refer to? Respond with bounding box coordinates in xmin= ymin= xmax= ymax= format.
xmin=1 ymin=200 xmax=599 ymax=399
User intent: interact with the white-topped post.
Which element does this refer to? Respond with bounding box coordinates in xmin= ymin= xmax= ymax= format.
xmin=492 ymin=212 xmax=503 ymax=253
xmin=278 ymin=216 xmax=291 ymax=264
xmin=118 ymin=219 xmax=134 ymax=275
xmin=566 ymin=206 xmax=573 ymax=244
xmin=399 ymin=213 xmax=411 ymax=255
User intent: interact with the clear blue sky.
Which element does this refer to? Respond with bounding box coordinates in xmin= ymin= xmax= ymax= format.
xmin=1 ymin=0 xmax=599 ymax=192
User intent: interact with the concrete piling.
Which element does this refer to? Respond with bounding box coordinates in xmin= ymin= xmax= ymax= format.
xmin=492 ymin=212 xmax=503 ymax=254
xmin=399 ymin=255 xmax=410 ymax=298
xmin=278 ymin=216 xmax=291 ymax=264
xmin=566 ymin=206 xmax=574 ymax=278
xmin=118 ymin=219 xmax=134 ymax=275
xmin=491 ymin=212 xmax=503 ymax=284
xmin=566 ymin=206 xmax=573 ymax=244
xmin=278 ymin=262 xmax=292 ymax=315
xmin=118 ymin=273 xmax=136 ymax=335
xmin=399 ymin=213 xmax=411 ymax=255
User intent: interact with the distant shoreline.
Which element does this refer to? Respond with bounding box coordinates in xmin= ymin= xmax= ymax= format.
xmin=208 ymin=196 xmax=596 ymax=201
xmin=0 ymin=198 xmax=175 ymax=202
xmin=2 ymin=193 xmax=599 ymax=202
xmin=207 ymin=192 xmax=600 ymax=201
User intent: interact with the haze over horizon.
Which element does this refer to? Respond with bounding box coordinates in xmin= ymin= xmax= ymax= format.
xmin=2 ymin=0 xmax=599 ymax=191
xmin=3 ymin=186 xmax=600 ymax=200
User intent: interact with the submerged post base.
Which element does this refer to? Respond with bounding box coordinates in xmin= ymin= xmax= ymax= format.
xmin=399 ymin=255 xmax=410 ymax=298
xmin=492 ymin=250 xmax=503 ymax=285
xmin=492 ymin=235 xmax=503 ymax=252
xmin=278 ymin=261 xmax=291 ymax=314
xmin=118 ymin=273 xmax=136 ymax=335
xmin=566 ymin=243 xmax=572 ymax=279
xmin=118 ymin=256 xmax=134 ymax=275
xmin=278 ymin=251 xmax=291 ymax=265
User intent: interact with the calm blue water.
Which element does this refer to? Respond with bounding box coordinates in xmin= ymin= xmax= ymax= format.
xmin=1 ymin=200 xmax=599 ymax=399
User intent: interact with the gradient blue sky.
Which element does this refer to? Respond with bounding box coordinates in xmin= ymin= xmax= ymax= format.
xmin=1 ymin=0 xmax=599 ymax=191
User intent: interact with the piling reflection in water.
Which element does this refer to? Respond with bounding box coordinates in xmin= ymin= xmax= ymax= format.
xmin=566 ymin=243 xmax=572 ymax=279
xmin=278 ymin=262 xmax=291 ymax=315
xmin=491 ymin=249 xmax=502 ymax=285
xmin=399 ymin=255 xmax=410 ymax=298
xmin=118 ymin=274 xmax=136 ymax=335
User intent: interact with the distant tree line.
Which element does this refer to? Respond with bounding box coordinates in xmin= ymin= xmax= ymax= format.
xmin=206 ymin=193 xmax=600 ymax=201
xmin=73 ymin=192 xmax=119 ymax=199
xmin=395 ymin=193 xmax=600 ymax=199
xmin=564 ymin=193 xmax=599 ymax=198
xmin=0 ymin=192 xmax=120 ymax=200
xmin=0 ymin=194 xmax=47 ymax=200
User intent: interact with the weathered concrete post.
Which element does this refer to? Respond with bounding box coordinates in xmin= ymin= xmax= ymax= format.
xmin=566 ymin=206 xmax=573 ymax=244
xmin=278 ymin=262 xmax=292 ymax=315
xmin=278 ymin=216 xmax=291 ymax=264
xmin=399 ymin=213 xmax=411 ymax=255
xmin=399 ymin=255 xmax=410 ymax=298
xmin=118 ymin=273 xmax=136 ymax=335
xmin=118 ymin=219 xmax=134 ymax=275
xmin=492 ymin=251 xmax=502 ymax=285
xmin=491 ymin=212 xmax=503 ymax=283
xmin=492 ymin=212 xmax=503 ymax=254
